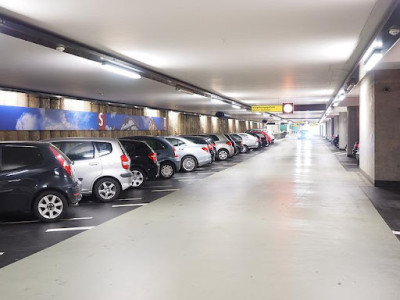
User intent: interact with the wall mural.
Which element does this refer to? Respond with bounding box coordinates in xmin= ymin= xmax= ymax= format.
xmin=0 ymin=105 xmax=166 ymax=131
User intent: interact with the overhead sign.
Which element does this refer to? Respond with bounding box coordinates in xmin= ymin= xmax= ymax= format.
xmin=251 ymin=105 xmax=282 ymax=112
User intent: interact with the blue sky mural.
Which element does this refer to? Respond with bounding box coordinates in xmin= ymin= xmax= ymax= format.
xmin=0 ymin=105 xmax=166 ymax=131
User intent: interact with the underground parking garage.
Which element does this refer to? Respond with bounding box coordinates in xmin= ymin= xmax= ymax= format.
xmin=0 ymin=1 xmax=400 ymax=299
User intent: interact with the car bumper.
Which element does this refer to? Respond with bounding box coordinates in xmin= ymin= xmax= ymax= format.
xmin=119 ymin=171 xmax=135 ymax=190
xmin=197 ymin=154 xmax=212 ymax=167
xmin=65 ymin=181 xmax=82 ymax=205
xmin=147 ymin=164 xmax=160 ymax=181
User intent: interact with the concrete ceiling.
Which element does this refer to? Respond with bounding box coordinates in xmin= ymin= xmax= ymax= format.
xmin=0 ymin=0 xmax=396 ymax=121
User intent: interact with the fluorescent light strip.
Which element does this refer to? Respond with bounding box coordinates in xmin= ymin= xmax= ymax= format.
xmin=101 ymin=63 xmax=141 ymax=79
xmin=364 ymin=49 xmax=383 ymax=71
xmin=232 ymin=104 xmax=241 ymax=109
xmin=211 ymin=98 xmax=225 ymax=104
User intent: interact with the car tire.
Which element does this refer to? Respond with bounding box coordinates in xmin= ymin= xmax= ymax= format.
xmin=218 ymin=149 xmax=229 ymax=161
xmin=33 ymin=190 xmax=67 ymax=222
xmin=131 ymin=168 xmax=146 ymax=188
xmin=241 ymin=145 xmax=249 ymax=153
xmin=160 ymin=162 xmax=175 ymax=179
xmin=181 ymin=155 xmax=197 ymax=172
xmin=93 ymin=177 xmax=121 ymax=202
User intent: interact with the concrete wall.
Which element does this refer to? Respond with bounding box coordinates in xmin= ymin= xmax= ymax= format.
xmin=0 ymin=92 xmax=257 ymax=141
xmin=359 ymin=72 xmax=375 ymax=182
xmin=346 ymin=106 xmax=359 ymax=156
xmin=359 ymin=69 xmax=400 ymax=185
xmin=338 ymin=112 xmax=348 ymax=150
xmin=374 ymin=69 xmax=400 ymax=183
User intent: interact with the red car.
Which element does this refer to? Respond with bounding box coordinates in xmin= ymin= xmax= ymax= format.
xmin=246 ymin=130 xmax=272 ymax=145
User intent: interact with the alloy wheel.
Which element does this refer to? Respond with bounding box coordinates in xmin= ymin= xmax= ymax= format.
xmin=98 ymin=181 xmax=117 ymax=200
xmin=37 ymin=195 xmax=64 ymax=220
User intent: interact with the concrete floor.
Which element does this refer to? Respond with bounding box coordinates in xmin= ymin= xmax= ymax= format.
xmin=0 ymin=136 xmax=400 ymax=299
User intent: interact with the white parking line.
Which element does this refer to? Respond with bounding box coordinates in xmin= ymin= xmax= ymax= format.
xmin=178 ymin=179 xmax=197 ymax=182
xmin=61 ymin=217 xmax=93 ymax=221
xmin=143 ymin=185 xmax=173 ymax=188
xmin=173 ymin=177 xmax=197 ymax=180
xmin=118 ymin=197 xmax=143 ymax=201
xmin=112 ymin=203 xmax=148 ymax=208
xmin=393 ymin=230 xmax=400 ymax=236
xmin=0 ymin=220 xmax=39 ymax=225
xmin=152 ymin=189 xmax=180 ymax=192
xmin=0 ymin=252 xmax=4 ymax=256
xmin=195 ymin=172 xmax=214 ymax=174
xmin=46 ymin=226 xmax=94 ymax=232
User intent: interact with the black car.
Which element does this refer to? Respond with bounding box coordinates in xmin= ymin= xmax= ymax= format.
xmin=123 ymin=136 xmax=180 ymax=179
xmin=0 ymin=142 xmax=81 ymax=222
xmin=180 ymin=135 xmax=217 ymax=161
xmin=119 ymin=139 xmax=160 ymax=187
xmin=226 ymin=134 xmax=244 ymax=154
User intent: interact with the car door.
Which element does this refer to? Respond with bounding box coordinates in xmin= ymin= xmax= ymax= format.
xmin=53 ymin=141 xmax=101 ymax=194
xmin=0 ymin=145 xmax=43 ymax=213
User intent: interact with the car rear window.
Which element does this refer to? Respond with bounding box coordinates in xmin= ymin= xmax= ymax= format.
xmin=184 ymin=137 xmax=206 ymax=144
xmin=209 ymin=135 xmax=220 ymax=141
xmin=94 ymin=142 xmax=113 ymax=157
xmin=1 ymin=146 xmax=43 ymax=171
xmin=53 ymin=142 xmax=95 ymax=161
xmin=140 ymin=139 xmax=166 ymax=151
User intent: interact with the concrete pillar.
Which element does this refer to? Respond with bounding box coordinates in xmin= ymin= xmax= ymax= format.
xmin=338 ymin=112 xmax=347 ymax=150
xmin=333 ymin=116 xmax=339 ymax=137
xmin=359 ymin=69 xmax=400 ymax=187
xmin=346 ymin=106 xmax=359 ymax=156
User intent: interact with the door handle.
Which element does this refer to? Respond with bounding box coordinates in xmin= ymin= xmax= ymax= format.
xmin=89 ymin=162 xmax=99 ymax=166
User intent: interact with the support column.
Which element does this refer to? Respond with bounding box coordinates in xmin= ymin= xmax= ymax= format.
xmin=346 ymin=106 xmax=359 ymax=156
xmin=338 ymin=112 xmax=347 ymax=150
xmin=359 ymin=69 xmax=400 ymax=187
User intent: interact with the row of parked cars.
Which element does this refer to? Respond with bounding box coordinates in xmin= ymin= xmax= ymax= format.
xmin=0 ymin=129 xmax=276 ymax=222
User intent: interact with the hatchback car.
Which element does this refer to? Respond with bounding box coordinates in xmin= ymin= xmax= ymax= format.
xmin=119 ymin=139 xmax=159 ymax=187
xmin=46 ymin=138 xmax=133 ymax=202
xmin=124 ymin=136 xmax=180 ymax=179
xmin=226 ymin=134 xmax=244 ymax=154
xmin=164 ymin=136 xmax=212 ymax=172
xmin=199 ymin=134 xmax=235 ymax=160
xmin=236 ymin=133 xmax=260 ymax=152
xmin=181 ymin=135 xmax=217 ymax=161
xmin=0 ymin=142 xmax=81 ymax=222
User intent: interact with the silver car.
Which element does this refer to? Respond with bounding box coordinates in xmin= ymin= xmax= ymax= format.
xmin=237 ymin=133 xmax=260 ymax=152
xmin=200 ymin=134 xmax=235 ymax=161
xmin=165 ymin=136 xmax=212 ymax=172
xmin=46 ymin=138 xmax=133 ymax=202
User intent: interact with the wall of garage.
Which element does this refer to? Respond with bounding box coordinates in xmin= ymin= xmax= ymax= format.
xmin=0 ymin=91 xmax=259 ymax=141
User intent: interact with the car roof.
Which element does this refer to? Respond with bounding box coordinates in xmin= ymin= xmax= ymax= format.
xmin=0 ymin=141 xmax=50 ymax=147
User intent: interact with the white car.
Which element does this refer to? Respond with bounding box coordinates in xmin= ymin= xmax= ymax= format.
xmin=46 ymin=138 xmax=133 ymax=202
xmin=237 ymin=133 xmax=260 ymax=152
xmin=164 ymin=136 xmax=212 ymax=172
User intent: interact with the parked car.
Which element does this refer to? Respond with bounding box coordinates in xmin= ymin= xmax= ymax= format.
xmin=199 ymin=134 xmax=235 ymax=161
xmin=46 ymin=138 xmax=133 ymax=202
xmin=228 ymin=134 xmax=244 ymax=153
xmin=124 ymin=136 xmax=180 ymax=179
xmin=0 ymin=142 xmax=81 ymax=222
xmin=164 ymin=136 xmax=212 ymax=172
xmin=224 ymin=134 xmax=241 ymax=155
xmin=247 ymin=129 xmax=272 ymax=145
xmin=236 ymin=133 xmax=260 ymax=152
xmin=119 ymin=139 xmax=159 ymax=187
xmin=181 ymin=135 xmax=217 ymax=161
xmin=248 ymin=132 xmax=268 ymax=147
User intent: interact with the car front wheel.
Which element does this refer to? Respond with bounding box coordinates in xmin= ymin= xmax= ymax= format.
xmin=33 ymin=191 xmax=67 ymax=222
xmin=93 ymin=177 xmax=121 ymax=202
xmin=160 ymin=162 xmax=175 ymax=179
xmin=218 ymin=149 xmax=229 ymax=161
xmin=131 ymin=168 xmax=145 ymax=188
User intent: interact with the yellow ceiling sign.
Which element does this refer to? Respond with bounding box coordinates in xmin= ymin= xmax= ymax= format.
xmin=251 ymin=105 xmax=282 ymax=112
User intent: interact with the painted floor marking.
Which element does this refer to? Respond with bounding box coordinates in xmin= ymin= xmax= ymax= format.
xmin=0 ymin=252 xmax=4 ymax=256
xmin=118 ymin=197 xmax=143 ymax=201
xmin=178 ymin=179 xmax=197 ymax=182
xmin=0 ymin=220 xmax=39 ymax=225
xmin=112 ymin=203 xmax=148 ymax=208
xmin=393 ymin=230 xmax=400 ymax=236
xmin=46 ymin=226 xmax=94 ymax=232
xmin=152 ymin=189 xmax=180 ymax=192
xmin=143 ymin=185 xmax=173 ymax=188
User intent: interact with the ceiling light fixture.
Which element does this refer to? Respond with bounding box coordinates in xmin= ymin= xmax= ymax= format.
xmin=232 ymin=104 xmax=241 ymax=109
xmin=101 ymin=62 xmax=141 ymax=79
xmin=337 ymin=93 xmax=346 ymax=101
xmin=211 ymin=98 xmax=225 ymax=104
xmin=176 ymin=85 xmax=196 ymax=95
xmin=364 ymin=49 xmax=383 ymax=71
